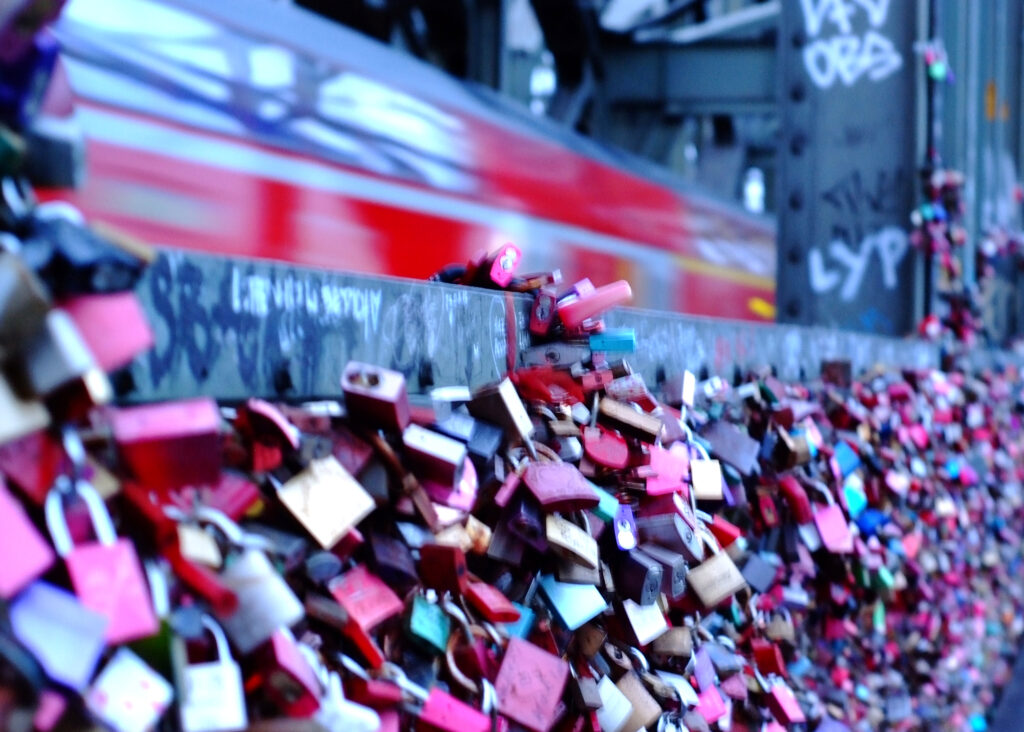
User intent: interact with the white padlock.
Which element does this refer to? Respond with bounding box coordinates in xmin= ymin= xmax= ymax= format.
xmin=86 ymin=648 xmax=173 ymax=732
xmin=179 ymin=615 xmax=248 ymax=732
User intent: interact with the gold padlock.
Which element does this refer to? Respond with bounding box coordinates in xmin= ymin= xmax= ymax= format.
xmin=615 ymin=671 xmax=662 ymax=732
xmin=276 ymin=456 xmax=375 ymax=549
xmin=686 ymin=527 xmax=747 ymax=608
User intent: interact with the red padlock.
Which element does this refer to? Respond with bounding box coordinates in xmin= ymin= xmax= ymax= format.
xmin=193 ymin=471 xmax=264 ymax=522
xmin=418 ymin=544 xmax=469 ymax=596
xmin=233 ymin=399 xmax=300 ymax=468
xmin=328 ymin=564 xmax=404 ymax=633
xmin=345 ymin=676 xmax=404 ymax=710
xmin=342 ymin=361 xmax=411 ymax=433
xmin=765 ymin=678 xmax=805 ymax=724
xmin=708 ymin=514 xmax=743 ymax=549
xmin=530 ymin=286 xmax=559 ymax=337
xmin=465 ymin=581 xmax=521 ymax=624
xmin=582 ymin=425 xmax=629 ymax=470
xmin=257 ymin=630 xmax=321 ymax=718
xmin=751 ymin=638 xmax=787 ymax=677
xmin=0 ymin=430 xmax=64 ymax=505
xmin=110 ymin=397 xmax=222 ymax=491
xmin=513 ymin=366 xmax=585 ymax=405
xmin=777 ymin=475 xmax=813 ymax=524
xmin=163 ymin=543 xmax=239 ymax=616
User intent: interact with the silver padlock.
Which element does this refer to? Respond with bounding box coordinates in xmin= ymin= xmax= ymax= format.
xmin=191 ymin=508 xmax=305 ymax=655
xmin=14 ymin=309 xmax=111 ymax=403
xmin=85 ymin=648 xmax=174 ymax=732
xmin=178 ymin=615 xmax=248 ymax=732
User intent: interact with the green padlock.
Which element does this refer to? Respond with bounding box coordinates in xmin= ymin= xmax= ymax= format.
xmin=124 ymin=562 xmax=176 ymax=681
xmin=0 ymin=125 xmax=25 ymax=177
xmin=854 ymin=563 xmax=871 ymax=589
xmin=873 ymin=566 xmax=895 ymax=592
xmin=592 ymin=484 xmax=620 ymax=524
xmin=872 ymin=602 xmax=886 ymax=635
xmin=406 ymin=594 xmax=451 ymax=655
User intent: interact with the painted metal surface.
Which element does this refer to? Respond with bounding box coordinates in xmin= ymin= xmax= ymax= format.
xmin=126 ymin=250 xmax=515 ymax=403
xmin=776 ymin=0 xmax=920 ymax=336
xmin=124 ymin=251 xmax=939 ymax=404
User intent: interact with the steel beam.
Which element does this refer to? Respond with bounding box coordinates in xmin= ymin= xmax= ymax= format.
xmin=466 ymin=0 xmax=505 ymax=89
xmin=122 ymin=251 xmax=942 ymax=404
xmin=775 ymin=0 xmax=920 ymax=336
xmin=600 ymin=42 xmax=776 ymax=116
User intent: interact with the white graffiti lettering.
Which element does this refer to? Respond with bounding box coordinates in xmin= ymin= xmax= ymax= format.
xmin=808 ymin=226 xmax=908 ymax=301
xmin=231 ymin=269 xmax=382 ymax=339
xmin=803 ymin=30 xmax=902 ymax=88
xmin=800 ymin=0 xmax=891 ymax=37
xmin=800 ymin=0 xmax=901 ymax=89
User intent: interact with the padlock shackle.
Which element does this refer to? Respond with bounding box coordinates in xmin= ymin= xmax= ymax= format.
xmin=45 ymin=477 xmax=117 ymax=556
xmin=625 ymin=645 xmax=649 ymax=673
xmin=171 ymin=505 xmax=277 ymax=555
xmin=339 ymin=653 xmax=373 ymax=681
xmin=697 ymin=524 xmax=721 ymax=556
xmin=1 ymin=178 xmax=34 ymax=219
xmin=380 ymin=662 xmax=429 ymax=703
xmin=440 ymin=595 xmax=475 ymax=642
xmin=61 ymin=426 xmax=87 ymax=481
xmin=144 ymin=560 xmax=170 ymax=618
xmin=657 ymin=710 xmax=686 ymax=732
xmin=444 ymin=626 xmax=481 ymax=697
xmin=199 ymin=614 xmax=233 ymax=663
xmin=480 ymin=679 xmax=497 ymax=716
xmin=689 ymin=439 xmax=710 ymax=462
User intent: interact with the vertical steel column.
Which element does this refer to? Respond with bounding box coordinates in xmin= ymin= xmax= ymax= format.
xmin=776 ymin=0 xmax=920 ymax=335
xmin=921 ymin=0 xmax=941 ymax=317
xmin=467 ymin=0 xmax=505 ymax=90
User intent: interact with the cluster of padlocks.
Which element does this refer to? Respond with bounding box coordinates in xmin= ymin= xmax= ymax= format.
xmin=4 ymin=6 xmax=1024 ymax=730
xmin=0 ymin=233 xmax=1022 ymax=732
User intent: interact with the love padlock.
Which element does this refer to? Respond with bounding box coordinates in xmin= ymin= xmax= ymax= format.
xmin=85 ymin=648 xmax=173 ymax=732
xmin=0 ymin=479 xmax=54 ymax=599
xmin=176 ymin=615 xmax=248 ymax=732
xmin=45 ymin=464 xmax=157 ymax=644
xmin=9 ymin=581 xmax=107 ymax=691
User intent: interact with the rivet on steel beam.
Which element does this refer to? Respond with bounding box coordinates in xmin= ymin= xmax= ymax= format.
xmin=789 ymin=133 xmax=807 ymax=156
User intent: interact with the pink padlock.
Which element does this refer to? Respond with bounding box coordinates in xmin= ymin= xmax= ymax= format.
xmin=45 ymin=473 xmax=158 ymax=644
xmin=0 ymin=480 xmax=55 ymax=599
xmin=417 ymin=687 xmax=492 ymax=732
xmin=58 ymin=291 xmax=154 ymax=372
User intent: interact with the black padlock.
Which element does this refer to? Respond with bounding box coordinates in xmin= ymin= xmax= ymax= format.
xmin=637 ymin=543 xmax=687 ymax=599
xmin=369 ymin=532 xmax=419 ymax=594
xmin=21 ymin=216 xmax=146 ymax=297
xmin=431 ymin=411 xmax=504 ymax=466
xmin=740 ymin=552 xmax=779 ymax=594
xmin=504 ymin=496 xmax=548 ymax=553
xmin=612 ymin=549 xmax=663 ymax=606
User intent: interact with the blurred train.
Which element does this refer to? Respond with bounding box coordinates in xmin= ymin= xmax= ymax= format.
xmin=40 ymin=0 xmax=776 ymax=321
